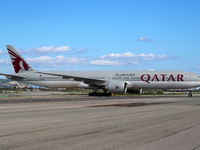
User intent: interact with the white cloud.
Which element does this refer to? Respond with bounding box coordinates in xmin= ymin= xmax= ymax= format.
xmin=101 ymin=52 xmax=137 ymax=59
xmin=101 ymin=52 xmax=176 ymax=61
xmin=90 ymin=60 xmax=119 ymax=66
xmin=137 ymin=37 xmax=153 ymax=42
xmin=26 ymin=46 xmax=73 ymax=55
xmin=90 ymin=52 xmax=179 ymax=67
xmin=27 ymin=55 xmax=86 ymax=67
xmin=77 ymin=48 xmax=87 ymax=53
xmin=1 ymin=44 xmax=180 ymax=69
xmin=196 ymin=66 xmax=200 ymax=69
xmin=0 ymin=59 xmax=10 ymax=65
xmin=0 ymin=50 xmax=6 ymax=55
xmin=28 ymin=56 xmax=52 ymax=62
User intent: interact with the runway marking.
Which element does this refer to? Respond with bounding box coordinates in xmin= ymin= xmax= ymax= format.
xmin=89 ymin=102 xmax=173 ymax=107
xmin=133 ymin=125 xmax=200 ymax=150
xmin=193 ymin=145 xmax=200 ymax=150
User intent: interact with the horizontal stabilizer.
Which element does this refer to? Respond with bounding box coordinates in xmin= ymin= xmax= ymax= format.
xmin=0 ymin=73 xmax=26 ymax=79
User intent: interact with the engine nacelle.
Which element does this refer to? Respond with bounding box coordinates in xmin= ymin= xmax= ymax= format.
xmin=127 ymin=89 xmax=142 ymax=94
xmin=105 ymin=81 xmax=127 ymax=94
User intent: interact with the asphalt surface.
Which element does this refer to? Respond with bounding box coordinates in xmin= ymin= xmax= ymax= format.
xmin=1 ymin=93 xmax=200 ymax=150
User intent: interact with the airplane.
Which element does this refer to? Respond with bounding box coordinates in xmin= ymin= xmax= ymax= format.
xmin=0 ymin=45 xmax=200 ymax=97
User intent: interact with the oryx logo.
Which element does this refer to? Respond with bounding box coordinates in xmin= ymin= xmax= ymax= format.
xmin=115 ymin=85 xmax=119 ymax=89
xmin=8 ymin=48 xmax=29 ymax=73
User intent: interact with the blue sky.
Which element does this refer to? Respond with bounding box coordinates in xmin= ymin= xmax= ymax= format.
xmin=0 ymin=0 xmax=200 ymax=77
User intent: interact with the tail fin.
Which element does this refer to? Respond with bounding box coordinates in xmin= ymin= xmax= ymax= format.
xmin=6 ymin=45 xmax=35 ymax=73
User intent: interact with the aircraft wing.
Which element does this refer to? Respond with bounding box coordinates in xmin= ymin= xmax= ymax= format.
xmin=0 ymin=73 xmax=26 ymax=79
xmin=37 ymin=72 xmax=107 ymax=86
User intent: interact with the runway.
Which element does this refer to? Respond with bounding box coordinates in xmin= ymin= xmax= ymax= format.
xmin=1 ymin=93 xmax=200 ymax=150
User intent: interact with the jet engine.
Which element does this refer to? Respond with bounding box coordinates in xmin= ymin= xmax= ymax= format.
xmin=127 ymin=89 xmax=142 ymax=94
xmin=105 ymin=81 xmax=127 ymax=94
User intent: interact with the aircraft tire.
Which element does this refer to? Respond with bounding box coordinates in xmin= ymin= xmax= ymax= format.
xmin=188 ymin=93 xmax=192 ymax=97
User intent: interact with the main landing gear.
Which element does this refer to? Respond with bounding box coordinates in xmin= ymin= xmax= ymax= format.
xmin=88 ymin=88 xmax=112 ymax=96
xmin=88 ymin=89 xmax=112 ymax=96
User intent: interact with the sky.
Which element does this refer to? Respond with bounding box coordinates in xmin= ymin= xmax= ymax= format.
xmin=0 ymin=0 xmax=200 ymax=78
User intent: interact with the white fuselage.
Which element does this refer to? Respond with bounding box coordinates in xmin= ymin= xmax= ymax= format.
xmin=14 ymin=70 xmax=200 ymax=90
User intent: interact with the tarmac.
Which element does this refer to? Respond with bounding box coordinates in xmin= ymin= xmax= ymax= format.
xmin=133 ymin=125 xmax=200 ymax=150
xmin=0 ymin=91 xmax=200 ymax=150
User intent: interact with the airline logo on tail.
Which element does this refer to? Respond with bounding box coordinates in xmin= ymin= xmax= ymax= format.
xmin=7 ymin=48 xmax=29 ymax=73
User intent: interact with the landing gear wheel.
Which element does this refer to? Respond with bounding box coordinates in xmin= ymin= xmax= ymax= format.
xmin=188 ymin=93 xmax=192 ymax=97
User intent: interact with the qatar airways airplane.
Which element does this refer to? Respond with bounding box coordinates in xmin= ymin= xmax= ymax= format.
xmin=0 ymin=45 xmax=200 ymax=97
